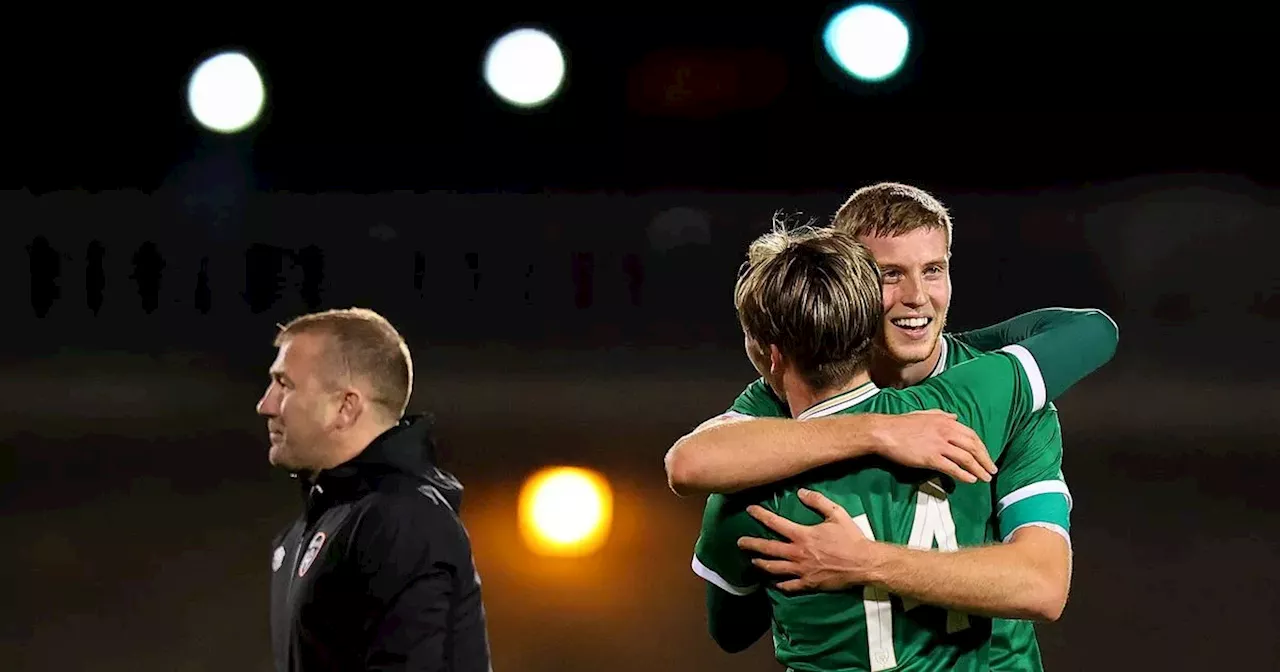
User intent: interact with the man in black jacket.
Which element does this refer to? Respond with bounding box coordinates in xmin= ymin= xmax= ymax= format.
xmin=256 ymin=307 xmax=491 ymax=672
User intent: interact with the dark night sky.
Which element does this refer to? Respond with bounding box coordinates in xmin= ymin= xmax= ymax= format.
xmin=8 ymin=4 xmax=1275 ymax=195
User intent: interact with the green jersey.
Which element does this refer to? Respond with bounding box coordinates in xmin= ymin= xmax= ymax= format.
xmin=694 ymin=308 xmax=1115 ymax=671
xmin=724 ymin=339 xmax=1061 ymax=670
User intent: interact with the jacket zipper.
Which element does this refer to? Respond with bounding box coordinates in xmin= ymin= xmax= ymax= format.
xmin=287 ymin=483 xmax=324 ymax=593
xmin=284 ymin=483 xmax=324 ymax=667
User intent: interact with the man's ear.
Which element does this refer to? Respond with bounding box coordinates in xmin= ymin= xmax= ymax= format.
xmin=335 ymin=389 xmax=364 ymax=430
xmin=768 ymin=344 xmax=785 ymax=376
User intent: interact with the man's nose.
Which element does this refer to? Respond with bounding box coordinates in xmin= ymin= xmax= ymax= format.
xmin=900 ymin=276 xmax=926 ymax=307
xmin=256 ymin=388 xmax=277 ymax=417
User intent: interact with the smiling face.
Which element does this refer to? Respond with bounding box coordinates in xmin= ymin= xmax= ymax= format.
xmin=830 ymin=183 xmax=954 ymax=383
xmin=859 ymin=227 xmax=952 ymax=368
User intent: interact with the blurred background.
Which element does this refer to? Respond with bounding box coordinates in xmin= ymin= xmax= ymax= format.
xmin=3 ymin=4 xmax=1279 ymax=671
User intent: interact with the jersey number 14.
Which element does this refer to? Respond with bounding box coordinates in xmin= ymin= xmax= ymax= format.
xmin=855 ymin=484 xmax=972 ymax=672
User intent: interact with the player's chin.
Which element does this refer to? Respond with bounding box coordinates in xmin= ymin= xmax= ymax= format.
xmin=885 ymin=334 xmax=938 ymax=365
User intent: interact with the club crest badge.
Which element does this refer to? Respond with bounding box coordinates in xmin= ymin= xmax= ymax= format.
xmin=298 ymin=532 xmax=327 ymax=578
xmin=272 ymin=546 xmax=285 ymax=572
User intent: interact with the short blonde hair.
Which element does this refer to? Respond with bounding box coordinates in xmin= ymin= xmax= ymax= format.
xmin=274 ymin=307 xmax=413 ymax=419
xmin=734 ymin=223 xmax=882 ymax=390
xmin=832 ymin=182 xmax=953 ymax=251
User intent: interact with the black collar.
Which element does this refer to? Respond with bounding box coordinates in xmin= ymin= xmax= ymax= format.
xmin=299 ymin=413 xmax=439 ymax=501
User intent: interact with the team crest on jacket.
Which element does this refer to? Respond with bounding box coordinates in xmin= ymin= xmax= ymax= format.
xmin=298 ymin=532 xmax=327 ymax=578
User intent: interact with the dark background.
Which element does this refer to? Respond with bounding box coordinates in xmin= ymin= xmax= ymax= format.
xmin=4 ymin=5 xmax=1279 ymax=671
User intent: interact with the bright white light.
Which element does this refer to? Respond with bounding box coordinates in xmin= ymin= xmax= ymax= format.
xmin=483 ymin=28 xmax=566 ymax=108
xmin=187 ymin=51 xmax=266 ymax=134
xmin=824 ymin=4 xmax=911 ymax=83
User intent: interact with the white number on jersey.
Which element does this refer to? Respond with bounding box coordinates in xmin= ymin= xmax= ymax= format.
xmin=855 ymin=480 xmax=971 ymax=672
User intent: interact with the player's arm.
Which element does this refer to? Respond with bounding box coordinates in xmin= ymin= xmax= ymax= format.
xmin=930 ymin=305 xmax=1117 ymax=421
xmin=664 ymin=307 xmax=1115 ymax=496
xmin=865 ymin=408 xmax=1072 ymax=622
xmin=692 ymin=494 xmax=773 ymax=653
xmin=665 ymin=381 xmax=993 ymax=496
xmin=745 ymin=425 xmax=1071 ymax=624
xmin=985 ymin=307 xmax=1118 ymax=403
xmin=951 ymin=307 xmax=1114 ymax=354
xmin=739 ymin=316 xmax=1111 ymax=617
xmin=855 ymin=308 xmax=1104 ymax=619
xmin=865 ymin=526 xmax=1070 ymax=621
xmin=857 ymin=313 xmax=1111 ymax=619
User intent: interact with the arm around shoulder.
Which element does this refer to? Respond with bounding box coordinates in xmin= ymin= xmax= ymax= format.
xmin=667 ymin=411 xmax=997 ymax=495
xmin=1002 ymin=307 xmax=1119 ymax=404
xmin=954 ymin=306 xmax=1118 ymax=355
xmin=665 ymin=412 xmax=756 ymax=496
xmin=665 ymin=413 xmax=889 ymax=496
xmin=865 ymin=523 xmax=1071 ymax=622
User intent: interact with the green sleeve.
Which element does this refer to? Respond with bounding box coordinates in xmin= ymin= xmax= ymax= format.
xmin=728 ymin=378 xmax=789 ymax=418
xmin=694 ymin=495 xmax=773 ymax=652
xmin=996 ymin=307 xmax=1118 ymax=403
xmin=911 ymin=302 xmax=1116 ymax=450
xmin=994 ymin=405 xmax=1072 ymax=542
xmin=953 ymin=307 xmax=1118 ymax=358
xmin=693 ymin=494 xmax=771 ymax=596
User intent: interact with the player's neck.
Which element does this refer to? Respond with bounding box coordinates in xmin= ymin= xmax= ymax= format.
xmin=871 ymin=341 xmax=944 ymax=389
xmin=784 ymin=370 xmax=874 ymax=419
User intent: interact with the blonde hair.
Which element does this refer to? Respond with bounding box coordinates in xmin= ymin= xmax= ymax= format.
xmin=734 ymin=222 xmax=882 ymax=390
xmin=832 ymin=182 xmax=953 ymax=251
xmin=275 ymin=307 xmax=413 ymax=419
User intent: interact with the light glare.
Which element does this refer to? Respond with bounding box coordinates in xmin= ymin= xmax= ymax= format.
xmin=483 ymin=28 xmax=566 ymax=108
xmin=518 ymin=466 xmax=613 ymax=557
xmin=187 ymin=51 xmax=265 ymax=133
xmin=824 ymin=4 xmax=911 ymax=83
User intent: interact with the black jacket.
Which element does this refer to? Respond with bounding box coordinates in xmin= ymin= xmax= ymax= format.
xmin=269 ymin=415 xmax=491 ymax=672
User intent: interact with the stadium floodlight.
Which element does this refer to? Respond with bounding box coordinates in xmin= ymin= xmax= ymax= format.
xmin=483 ymin=28 xmax=566 ymax=108
xmin=187 ymin=51 xmax=266 ymax=134
xmin=823 ymin=4 xmax=911 ymax=83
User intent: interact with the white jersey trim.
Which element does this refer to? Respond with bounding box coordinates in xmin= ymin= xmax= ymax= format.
xmin=997 ymin=479 xmax=1073 ymax=513
xmin=927 ymin=336 xmax=950 ymax=379
xmin=691 ymin=554 xmax=759 ymax=596
xmin=797 ymin=381 xmax=881 ymax=420
xmin=998 ymin=344 xmax=1047 ymax=412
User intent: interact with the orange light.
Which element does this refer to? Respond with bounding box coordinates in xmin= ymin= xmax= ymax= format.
xmin=518 ymin=466 xmax=614 ymax=558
